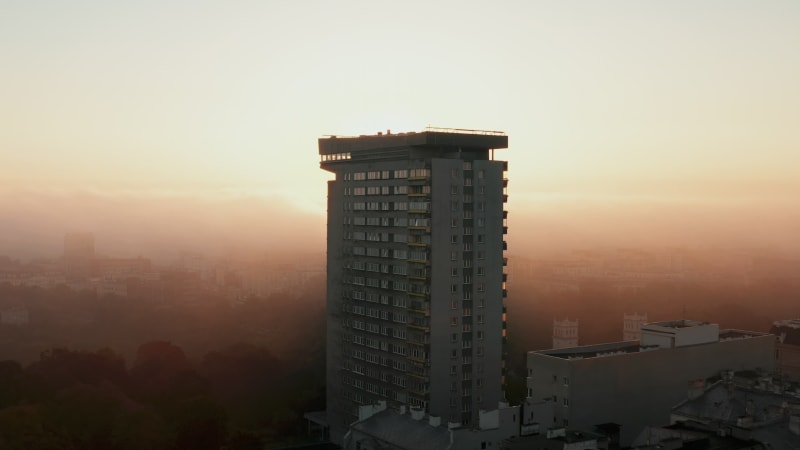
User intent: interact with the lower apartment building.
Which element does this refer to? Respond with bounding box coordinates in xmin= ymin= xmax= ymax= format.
xmin=526 ymin=319 xmax=776 ymax=446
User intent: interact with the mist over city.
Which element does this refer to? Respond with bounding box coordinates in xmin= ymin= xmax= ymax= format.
xmin=2 ymin=1 xmax=800 ymax=449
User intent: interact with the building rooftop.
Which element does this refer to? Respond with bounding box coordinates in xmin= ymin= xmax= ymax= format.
xmin=646 ymin=319 xmax=710 ymax=329
xmin=347 ymin=409 xmax=450 ymax=450
xmin=533 ymin=341 xmax=657 ymax=360
xmin=672 ymin=378 xmax=800 ymax=448
xmin=318 ymin=127 xmax=508 ymax=160
xmin=533 ymin=327 xmax=768 ymax=360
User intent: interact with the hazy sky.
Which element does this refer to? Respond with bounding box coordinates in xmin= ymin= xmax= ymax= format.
xmin=2 ymin=1 xmax=799 ymax=257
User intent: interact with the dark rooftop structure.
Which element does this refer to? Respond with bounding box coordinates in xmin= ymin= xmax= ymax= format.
xmin=319 ymin=127 xmax=508 ymax=170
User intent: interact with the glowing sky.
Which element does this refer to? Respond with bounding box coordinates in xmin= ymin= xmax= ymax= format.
xmin=2 ymin=1 xmax=799 ymax=216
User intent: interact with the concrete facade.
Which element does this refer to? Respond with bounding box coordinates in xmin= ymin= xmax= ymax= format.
xmin=320 ymin=128 xmax=509 ymax=443
xmin=527 ymin=322 xmax=775 ymax=446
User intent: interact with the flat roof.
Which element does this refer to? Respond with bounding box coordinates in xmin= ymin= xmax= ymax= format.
xmin=645 ymin=319 xmax=711 ymax=329
xmin=319 ymin=127 xmax=508 ymax=155
xmin=532 ymin=341 xmax=655 ymax=360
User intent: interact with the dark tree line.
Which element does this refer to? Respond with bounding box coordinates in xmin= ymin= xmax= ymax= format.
xmin=0 ymin=341 xmax=324 ymax=450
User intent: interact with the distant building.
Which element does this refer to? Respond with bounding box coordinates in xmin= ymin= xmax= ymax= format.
xmin=64 ymin=232 xmax=95 ymax=280
xmin=622 ymin=312 xmax=648 ymax=342
xmin=96 ymin=257 xmax=152 ymax=279
xmin=552 ymin=318 xmax=578 ymax=349
xmin=770 ymin=319 xmax=800 ymax=382
xmin=0 ymin=306 xmax=29 ymax=326
xmin=527 ymin=320 xmax=776 ymax=446
xmin=318 ymin=128 xmax=510 ymax=442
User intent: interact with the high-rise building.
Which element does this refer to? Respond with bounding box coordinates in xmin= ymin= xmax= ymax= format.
xmin=622 ymin=312 xmax=648 ymax=341
xmin=319 ymin=127 xmax=509 ymax=442
xmin=552 ymin=318 xmax=579 ymax=349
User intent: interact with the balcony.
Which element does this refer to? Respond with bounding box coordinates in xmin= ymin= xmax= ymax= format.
xmin=408 ymin=323 xmax=429 ymax=332
xmin=406 ymin=355 xmax=428 ymax=364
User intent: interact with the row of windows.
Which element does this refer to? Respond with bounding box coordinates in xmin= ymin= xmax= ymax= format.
xmin=349 ymin=276 xmax=411 ymax=291
xmin=345 ymin=216 xmax=408 ymax=227
xmin=349 ymin=291 xmax=408 ymax=307
xmin=346 ymin=304 xmax=408 ymax=323
xmin=350 ymin=350 xmax=409 ymax=370
xmin=348 ymin=231 xmax=407 ymax=243
xmin=349 ymin=320 xmax=407 ymax=338
xmin=349 ymin=261 xmax=408 ymax=275
xmin=321 ymin=152 xmax=351 ymax=161
xmin=343 ymin=169 xmax=408 ymax=181
xmin=351 ymin=247 xmax=424 ymax=261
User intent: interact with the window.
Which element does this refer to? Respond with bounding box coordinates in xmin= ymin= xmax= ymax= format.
xmin=451 ymin=234 xmax=458 ymax=244
xmin=451 ymin=218 xmax=458 ymax=228
xmin=478 ymin=169 xmax=485 ymax=179
xmin=564 ymin=377 xmax=569 ymax=386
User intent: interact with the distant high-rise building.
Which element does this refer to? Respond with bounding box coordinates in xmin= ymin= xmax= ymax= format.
xmin=63 ymin=232 xmax=95 ymax=281
xmin=552 ymin=318 xmax=579 ymax=349
xmin=319 ymin=127 xmax=509 ymax=442
xmin=622 ymin=312 xmax=648 ymax=341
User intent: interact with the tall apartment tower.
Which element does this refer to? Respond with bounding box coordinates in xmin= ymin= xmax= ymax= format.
xmin=319 ymin=128 xmax=509 ymax=442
